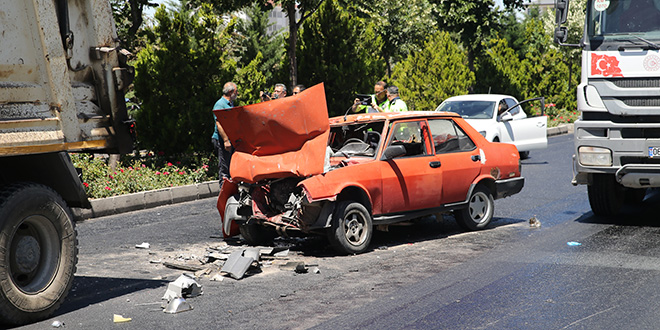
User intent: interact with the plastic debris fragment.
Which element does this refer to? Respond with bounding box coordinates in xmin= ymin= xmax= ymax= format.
xmin=162 ymin=273 xmax=202 ymax=301
xmin=567 ymin=241 xmax=582 ymax=246
xmin=135 ymin=242 xmax=150 ymax=249
xmin=113 ymin=314 xmax=132 ymax=323
xmin=51 ymin=320 xmax=64 ymax=328
xmin=164 ymin=297 xmax=193 ymax=314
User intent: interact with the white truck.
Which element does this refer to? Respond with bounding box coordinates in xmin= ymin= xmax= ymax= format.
xmin=0 ymin=1 xmax=133 ymax=325
xmin=555 ymin=0 xmax=660 ymax=216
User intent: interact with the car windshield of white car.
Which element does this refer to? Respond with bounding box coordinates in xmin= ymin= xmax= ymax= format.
xmin=436 ymin=101 xmax=495 ymax=119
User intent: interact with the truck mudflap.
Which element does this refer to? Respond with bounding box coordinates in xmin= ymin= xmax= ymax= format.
xmin=615 ymin=164 xmax=660 ymax=188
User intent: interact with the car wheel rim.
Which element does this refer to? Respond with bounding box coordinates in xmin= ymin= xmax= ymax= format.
xmin=343 ymin=210 xmax=367 ymax=246
xmin=468 ymin=192 xmax=489 ymax=224
xmin=9 ymin=215 xmax=60 ymax=293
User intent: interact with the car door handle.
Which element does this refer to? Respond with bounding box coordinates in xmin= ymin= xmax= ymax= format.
xmin=471 ymin=155 xmax=481 ymax=162
xmin=429 ymin=161 xmax=441 ymax=168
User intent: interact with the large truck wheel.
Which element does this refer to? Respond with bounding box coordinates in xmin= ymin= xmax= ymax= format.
xmin=588 ymin=174 xmax=624 ymax=217
xmin=0 ymin=183 xmax=77 ymax=326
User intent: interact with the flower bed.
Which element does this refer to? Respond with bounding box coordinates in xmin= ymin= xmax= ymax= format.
xmin=71 ymin=152 xmax=217 ymax=199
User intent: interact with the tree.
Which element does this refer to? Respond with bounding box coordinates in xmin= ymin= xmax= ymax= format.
xmin=110 ymin=0 xmax=159 ymax=51
xmin=133 ymin=4 xmax=236 ymax=154
xmin=390 ymin=31 xmax=474 ymax=111
xmin=296 ymin=0 xmax=385 ymax=116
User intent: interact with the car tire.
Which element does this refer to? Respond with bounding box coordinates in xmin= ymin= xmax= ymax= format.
xmin=588 ymin=174 xmax=624 ymax=216
xmin=0 ymin=183 xmax=77 ymax=326
xmin=455 ymin=185 xmax=494 ymax=231
xmin=327 ymin=201 xmax=372 ymax=254
xmin=239 ymin=223 xmax=276 ymax=246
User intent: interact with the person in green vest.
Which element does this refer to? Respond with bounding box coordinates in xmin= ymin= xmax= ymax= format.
xmin=351 ymin=81 xmax=388 ymax=113
xmin=384 ymin=85 xmax=408 ymax=112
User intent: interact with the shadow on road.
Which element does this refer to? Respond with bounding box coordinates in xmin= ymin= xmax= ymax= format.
xmin=576 ymin=188 xmax=660 ymax=227
xmin=54 ymin=276 xmax=168 ymax=316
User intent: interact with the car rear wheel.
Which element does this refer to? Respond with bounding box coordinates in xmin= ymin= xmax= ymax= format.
xmin=455 ymin=185 xmax=494 ymax=231
xmin=327 ymin=201 xmax=372 ymax=254
xmin=519 ymin=151 xmax=530 ymax=159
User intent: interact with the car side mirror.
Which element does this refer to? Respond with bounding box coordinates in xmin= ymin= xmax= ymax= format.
xmin=383 ymin=144 xmax=406 ymax=160
xmin=500 ymin=112 xmax=514 ymax=122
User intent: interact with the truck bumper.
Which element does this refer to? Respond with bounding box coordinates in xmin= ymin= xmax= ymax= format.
xmin=574 ymin=119 xmax=660 ymax=188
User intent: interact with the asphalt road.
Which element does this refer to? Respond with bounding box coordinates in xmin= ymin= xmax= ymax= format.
xmin=16 ymin=133 xmax=660 ymax=329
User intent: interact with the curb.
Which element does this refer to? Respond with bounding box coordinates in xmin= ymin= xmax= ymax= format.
xmin=547 ymin=123 xmax=573 ymax=137
xmin=72 ymin=181 xmax=219 ymax=221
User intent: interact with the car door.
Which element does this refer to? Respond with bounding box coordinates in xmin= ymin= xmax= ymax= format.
xmin=428 ymin=118 xmax=482 ymax=203
xmin=498 ymin=97 xmax=548 ymax=151
xmin=378 ymin=119 xmax=443 ymax=214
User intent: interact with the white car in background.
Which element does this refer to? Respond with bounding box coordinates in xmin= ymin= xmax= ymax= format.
xmin=435 ymin=94 xmax=548 ymax=158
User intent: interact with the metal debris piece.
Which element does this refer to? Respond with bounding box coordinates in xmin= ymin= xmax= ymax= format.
xmin=529 ymin=216 xmax=541 ymax=228
xmin=163 ymin=297 xmax=193 ymax=314
xmin=51 ymin=320 xmax=64 ymax=328
xmin=273 ymin=248 xmax=290 ymax=257
xmin=113 ymin=314 xmax=132 ymax=323
xmin=310 ymin=267 xmax=320 ymax=274
xmin=135 ymin=242 xmax=150 ymax=249
xmin=279 ymin=261 xmax=305 ymax=271
xmin=149 ymin=259 xmax=162 ymax=264
xmin=162 ymin=274 xmax=202 ymax=301
xmin=259 ymin=247 xmax=274 ymax=255
xmin=163 ymin=261 xmax=205 ymax=272
xmin=220 ymin=249 xmax=257 ymax=280
xmin=210 ymin=274 xmax=225 ymax=282
xmin=194 ymin=268 xmax=212 ymax=278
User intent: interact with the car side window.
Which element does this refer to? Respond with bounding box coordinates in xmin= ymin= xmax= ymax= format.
xmin=504 ymin=98 xmax=521 ymax=116
xmin=386 ymin=121 xmax=428 ymax=157
xmin=428 ymin=119 xmax=476 ymax=154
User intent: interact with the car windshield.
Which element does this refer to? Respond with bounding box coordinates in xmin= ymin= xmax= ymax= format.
xmin=588 ymin=0 xmax=660 ymax=41
xmin=328 ymin=121 xmax=385 ymax=158
xmin=435 ymin=100 xmax=495 ymax=119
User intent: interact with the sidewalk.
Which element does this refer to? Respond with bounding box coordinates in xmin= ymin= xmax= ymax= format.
xmin=75 ymin=124 xmax=574 ymax=220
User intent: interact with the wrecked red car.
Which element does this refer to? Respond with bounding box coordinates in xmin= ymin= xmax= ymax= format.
xmin=215 ymin=83 xmax=524 ymax=254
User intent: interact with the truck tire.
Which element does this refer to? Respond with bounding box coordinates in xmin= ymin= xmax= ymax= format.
xmin=0 ymin=183 xmax=77 ymax=326
xmin=327 ymin=201 xmax=372 ymax=255
xmin=455 ymin=185 xmax=494 ymax=231
xmin=588 ymin=174 xmax=624 ymax=216
xmin=239 ymin=223 xmax=276 ymax=246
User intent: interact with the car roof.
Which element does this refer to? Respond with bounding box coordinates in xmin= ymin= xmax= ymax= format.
xmin=330 ymin=111 xmax=460 ymax=125
xmin=442 ymin=94 xmax=514 ymax=102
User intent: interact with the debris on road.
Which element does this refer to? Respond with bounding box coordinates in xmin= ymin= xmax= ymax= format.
xmin=135 ymin=242 xmax=150 ymax=249
xmin=163 ymin=297 xmax=193 ymax=314
xmin=163 ymin=261 xmax=206 ymax=272
xmin=567 ymin=241 xmax=582 ymax=246
xmin=162 ymin=273 xmax=202 ymax=301
xmin=529 ymin=216 xmax=541 ymax=228
xmin=51 ymin=320 xmax=64 ymax=328
xmin=221 ymin=248 xmax=260 ymax=280
xmin=113 ymin=314 xmax=132 ymax=323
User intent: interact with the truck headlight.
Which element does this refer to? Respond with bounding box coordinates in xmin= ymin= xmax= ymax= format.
xmin=578 ymin=146 xmax=612 ymax=166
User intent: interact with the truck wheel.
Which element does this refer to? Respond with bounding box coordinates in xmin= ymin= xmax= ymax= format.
xmin=327 ymin=201 xmax=372 ymax=254
xmin=588 ymin=174 xmax=624 ymax=216
xmin=239 ymin=223 xmax=276 ymax=246
xmin=625 ymin=188 xmax=647 ymax=205
xmin=455 ymin=185 xmax=494 ymax=231
xmin=0 ymin=183 xmax=77 ymax=326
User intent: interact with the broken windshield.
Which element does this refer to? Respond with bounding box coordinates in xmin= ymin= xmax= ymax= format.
xmin=328 ymin=121 xmax=385 ymax=158
xmin=435 ymin=101 xmax=495 ymax=120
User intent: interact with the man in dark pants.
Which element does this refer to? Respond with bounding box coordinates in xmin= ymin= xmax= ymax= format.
xmin=212 ymin=82 xmax=238 ymax=189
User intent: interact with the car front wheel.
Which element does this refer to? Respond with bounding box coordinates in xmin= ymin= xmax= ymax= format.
xmin=327 ymin=201 xmax=372 ymax=254
xmin=455 ymin=185 xmax=494 ymax=231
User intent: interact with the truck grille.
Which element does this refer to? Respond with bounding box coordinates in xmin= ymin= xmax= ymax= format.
xmin=621 ymin=128 xmax=660 ymax=138
xmin=610 ymin=78 xmax=660 ymax=88
xmin=620 ymin=98 xmax=660 ymax=107
xmin=621 ymin=156 xmax=660 ymax=165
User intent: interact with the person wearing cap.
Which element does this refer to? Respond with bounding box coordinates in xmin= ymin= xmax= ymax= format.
xmin=384 ymin=85 xmax=408 ymax=112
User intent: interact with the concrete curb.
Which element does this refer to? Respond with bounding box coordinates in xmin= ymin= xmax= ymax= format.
xmin=73 ymin=123 xmax=574 ymax=221
xmin=547 ymin=123 xmax=574 ymax=137
xmin=73 ymin=181 xmax=219 ymax=220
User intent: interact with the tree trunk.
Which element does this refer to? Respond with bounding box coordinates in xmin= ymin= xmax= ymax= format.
xmin=287 ymin=2 xmax=298 ymax=87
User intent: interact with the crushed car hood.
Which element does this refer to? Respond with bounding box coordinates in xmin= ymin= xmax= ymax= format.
xmin=213 ymin=83 xmax=330 ymax=183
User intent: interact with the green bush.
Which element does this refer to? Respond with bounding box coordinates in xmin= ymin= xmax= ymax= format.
xmin=71 ymin=153 xmax=217 ymax=199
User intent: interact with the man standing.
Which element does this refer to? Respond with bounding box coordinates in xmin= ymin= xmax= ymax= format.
xmin=384 ymin=85 xmax=408 ymax=112
xmin=212 ymin=82 xmax=238 ymax=188
xmin=352 ymin=81 xmax=388 ymax=113
xmin=261 ymin=83 xmax=287 ymax=101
